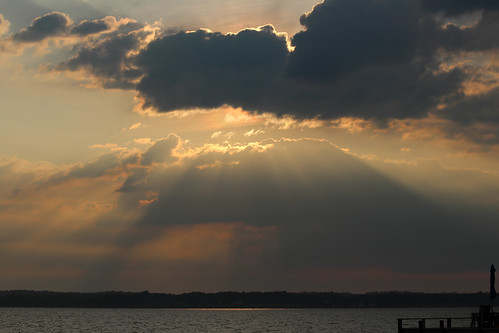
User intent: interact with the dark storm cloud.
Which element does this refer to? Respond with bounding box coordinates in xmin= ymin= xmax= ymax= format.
xmin=420 ymin=0 xmax=499 ymax=16
xmin=439 ymin=87 xmax=499 ymax=125
xmin=132 ymin=0 xmax=468 ymax=121
xmin=263 ymin=55 xmax=465 ymax=120
xmin=12 ymin=12 xmax=115 ymax=43
xmin=262 ymin=0 xmax=468 ymax=120
xmin=440 ymin=12 xmax=499 ymax=51
xmin=13 ymin=11 xmax=70 ymax=42
xmin=24 ymin=0 xmax=498 ymax=142
xmin=57 ymin=25 xmax=149 ymax=89
xmin=70 ymin=18 xmax=111 ymax=36
xmin=287 ymin=0 xmax=420 ymax=81
xmin=135 ymin=25 xmax=289 ymax=112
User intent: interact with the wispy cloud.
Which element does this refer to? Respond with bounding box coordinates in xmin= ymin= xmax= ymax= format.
xmin=244 ymin=129 xmax=264 ymax=137
xmin=128 ymin=122 xmax=142 ymax=130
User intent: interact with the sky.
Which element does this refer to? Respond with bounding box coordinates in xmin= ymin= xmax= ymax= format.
xmin=0 ymin=0 xmax=499 ymax=294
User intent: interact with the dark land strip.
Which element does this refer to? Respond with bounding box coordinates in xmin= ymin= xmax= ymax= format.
xmin=0 ymin=290 xmax=489 ymax=308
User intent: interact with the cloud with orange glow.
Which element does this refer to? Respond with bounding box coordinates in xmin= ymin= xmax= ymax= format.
xmin=0 ymin=13 xmax=10 ymax=37
xmin=2 ymin=0 xmax=499 ymax=293
xmin=5 ymin=1 xmax=499 ymax=148
xmin=1 ymin=128 xmax=499 ymax=292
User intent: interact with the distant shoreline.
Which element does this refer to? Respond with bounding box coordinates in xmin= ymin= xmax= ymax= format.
xmin=0 ymin=290 xmax=489 ymax=308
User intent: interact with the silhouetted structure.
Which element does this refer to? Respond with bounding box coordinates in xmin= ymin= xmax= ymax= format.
xmin=398 ymin=265 xmax=499 ymax=332
xmin=492 ymin=264 xmax=497 ymax=312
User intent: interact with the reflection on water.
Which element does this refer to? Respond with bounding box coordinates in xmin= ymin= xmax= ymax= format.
xmin=0 ymin=307 xmax=474 ymax=332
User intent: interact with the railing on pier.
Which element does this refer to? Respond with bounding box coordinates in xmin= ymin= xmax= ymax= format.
xmin=398 ymin=316 xmax=472 ymax=332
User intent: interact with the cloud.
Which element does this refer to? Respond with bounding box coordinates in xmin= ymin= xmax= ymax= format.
xmin=118 ymin=137 xmax=499 ymax=276
xmin=1 ymin=134 xmax=499 ymax=291
xmin=140 ymin=134 xmax=179 ymax=166
xmin=69 ymin=17 xmax=113 ymax=36
xmin=128 ymin=122 xmax=142 ymax=130
xmin=265 ymin=0 xmax=465 ymax=120
xmin=117 ymin=167 xmax=149 ymax=193
xmin=439 ymin=12 xmax=499 ymax=52
xmin=0 ymin=154 xmax=124 ymax=230
xmin=13 ymin=11 xmax=71 ymax=42
xmin=211 ymin=131 xmax=222 ymax=139
xmin=64 ymin=153 xmax=122 ymax=179
xmin=56 ymin=18 xmax=155 ymax=89
xmin=135 ymin=25 xmax=289 ymax=112
xmin=0 ymin=13 xmax=10 ymax=36
xmin=133 ymin=138 xmax=152 ymax=145
xmin=287 ymin=0 xmax=420 ymax=82
xmin=11 ymin=12 xmax=145 ymax=44
xmin=62 ymin=34 xmax=141 ymax=87
xmin=440 ymin=87 xmax=499 ymax=124
xmin=6 ymin=12 xmax=155 ymax=89
xmin=244 ymin=129 xmax=264 ymax=137
xmin=36 ymin=153 xmax=126 ymax=189
xmin=11 ymin=2 xmax=499 ymax=147
xmin=420 ymin=0 xmax=499 ymax=16
xmin=90 ymin=143 xmax=127 ymax=152
xmin=57 ymin=29 xmax=147 ymax=89
xmin=130 ymin=0 xmax=466 ymax=122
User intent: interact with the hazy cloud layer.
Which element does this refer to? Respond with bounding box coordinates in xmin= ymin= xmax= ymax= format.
xmin=1 ymin=132 xmax=499 ymax=291
xmin=51 ymin=136 xmax=497 ymax=285
xmin=52 ymin=153 xmax=123 ymax=182
xmin=129 ymin=139 xmax=498 ymax=274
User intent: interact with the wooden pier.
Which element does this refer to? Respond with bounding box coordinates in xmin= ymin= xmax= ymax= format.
xmin=398 ymin=308 xmax=499 ymax=332
xmin=400 ymin=266 xmax=499 ymax=332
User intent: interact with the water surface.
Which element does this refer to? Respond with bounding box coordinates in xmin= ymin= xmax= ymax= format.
xmin=0 ymin=307 xmax=475 ymax=332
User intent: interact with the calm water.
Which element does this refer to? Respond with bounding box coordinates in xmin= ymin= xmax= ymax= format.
xmin=0 ymin=307 xmax=475 ymax=332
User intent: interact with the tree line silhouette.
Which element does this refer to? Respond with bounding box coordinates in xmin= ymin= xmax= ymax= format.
xmin=0 ymin=290 xmax=488 ymax=308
